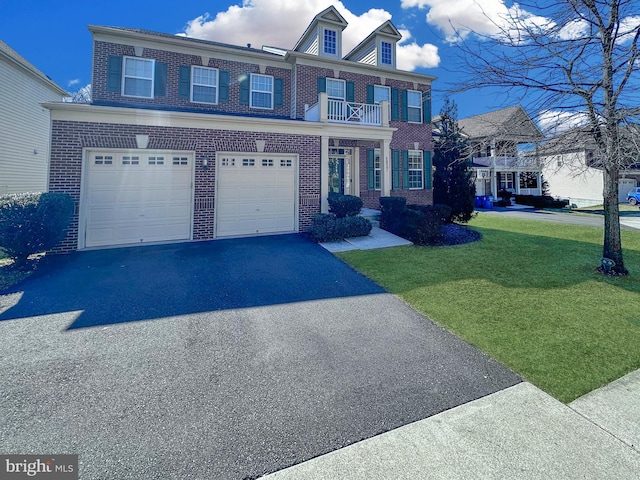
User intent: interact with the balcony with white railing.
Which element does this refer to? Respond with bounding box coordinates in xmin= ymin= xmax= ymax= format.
xmin=472 ymin=155 xmax=541 ymax=169
xmin=304 ymin=92 xmax=389 ymax=127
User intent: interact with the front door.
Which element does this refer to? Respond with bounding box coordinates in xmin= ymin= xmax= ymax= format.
xmin=329 ymin=148 xmax=355 ymax=196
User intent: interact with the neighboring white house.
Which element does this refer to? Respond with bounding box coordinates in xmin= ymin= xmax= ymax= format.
xmin=0 ymin=39 xmax=67 ymax=194
xmin=540 ymin=128 xmax=640 ymax=207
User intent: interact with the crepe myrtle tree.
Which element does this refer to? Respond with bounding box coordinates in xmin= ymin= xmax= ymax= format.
xmin=453 ymin=0 xmax=640 ymax=275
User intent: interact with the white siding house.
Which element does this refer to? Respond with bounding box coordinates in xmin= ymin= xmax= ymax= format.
xmin=0 ymin=39 xmax=67 ymax=194
xmin=539 ymin=129 xmax=639 ymax=207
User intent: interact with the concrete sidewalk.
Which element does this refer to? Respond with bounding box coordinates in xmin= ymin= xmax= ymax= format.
xmin=262 ymin=373 xmax=640 ymax=479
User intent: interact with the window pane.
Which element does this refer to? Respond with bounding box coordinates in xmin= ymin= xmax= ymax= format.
xmin=124 ymin=58 xmax=152 ymax=77
xmin=381 ymin=42 xmax=392 ymax=65
xmin=193 ymin=67 xmax=217 ymax=86
xmin=407 ymin=91 xmax=421 ymax=107
xmin=193 ymin=85 xmax=216 ymax=103
xmin=326 ymin=79 xmax=345 ymax=100
xmin=324 ymin=29 xmax=337 ymax=55
xmin=123 ymin=77 xmax=152 ymax=97
xmin=408 ymin=151 xmax=423 ymax=189
xmin=251 ymin=74 xmax=273 ymax=108
xmin=374 ymin=86 xmax=390 ymax=104
xmin=252 ymin=91 xmax=272 ymax=108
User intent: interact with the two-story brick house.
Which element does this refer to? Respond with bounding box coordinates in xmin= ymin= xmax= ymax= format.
xmin=46 ymin=7 xmax=435 ymax=251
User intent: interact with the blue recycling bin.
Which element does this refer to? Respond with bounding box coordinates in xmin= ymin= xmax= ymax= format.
xmin=483 ymin=196 xmax=493 ymax=209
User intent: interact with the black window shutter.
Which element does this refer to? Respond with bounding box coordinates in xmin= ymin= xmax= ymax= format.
xmin=240 ymin=75 xmax=250 ymax=105
xmin=402 ymin=150 xmax=410 ymax=190
xmin=107 ymin=56 xmax=122 ymax=93
xmin=219 ymin=71 xmax=230 ymax=102
xmin=392 ymin=150 xmax=400 ymax=190
xmin=317 ymin=77 xmax=326 ymax=93
xmin=178 ymin=66 xmax=191 ymax=99
xmin=154 ymin=62 xmax=167 ymax=97
xmin=274 ymin=78 xmax=284 ymax=107
xmin=401 ymin=90 xmax=408 ymax=122
xmin=346 ymin=81 xmax=355 ymax=102
xmin=391 ymin=88 xmax=400 ymax=121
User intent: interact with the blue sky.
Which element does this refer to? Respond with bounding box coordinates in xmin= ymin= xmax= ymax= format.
xmin=2 ymin=0 xmax=637 ymax=126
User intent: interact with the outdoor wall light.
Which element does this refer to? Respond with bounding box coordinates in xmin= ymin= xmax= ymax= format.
xmin=202 ymin=157 xmax=209 ymax=169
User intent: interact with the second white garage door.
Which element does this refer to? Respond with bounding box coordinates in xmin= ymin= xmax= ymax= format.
xmin=216 ymin=153 xmax=297 ymax=237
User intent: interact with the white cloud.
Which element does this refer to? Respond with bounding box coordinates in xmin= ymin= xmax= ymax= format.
xmin=402 ymin=0 xmax=551 ymax=42
xmin=67 ymin=78 xmax=80 ymax=87
xmin=558 ymin=19 xmax=589 ymax=40
xmin=537 ymin=110 xmax=590 ymax=136
xmin=619 ymin=15 xmax=640 ymax=44
xmin=398 ymin=42 xmax=440 ymax=70
xmin=179 ymin=0 xmax=439 ymax=70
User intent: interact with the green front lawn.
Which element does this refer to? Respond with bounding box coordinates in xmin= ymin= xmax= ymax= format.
xmin=338 ymin=214 xmax=640 ymax=403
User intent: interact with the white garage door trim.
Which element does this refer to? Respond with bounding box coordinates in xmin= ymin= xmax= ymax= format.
xmin=215 ymin=152 xmax=298 ymax=238
xmin=79 ymin=149 xmax=195 ymax=249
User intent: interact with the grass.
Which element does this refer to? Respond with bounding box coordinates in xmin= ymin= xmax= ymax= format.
xmin=338 ymin=214 xmax=640 ymax=403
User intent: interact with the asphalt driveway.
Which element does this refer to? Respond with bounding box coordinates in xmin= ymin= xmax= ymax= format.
xmin=0 ymin=235 xmax=519 ymax=479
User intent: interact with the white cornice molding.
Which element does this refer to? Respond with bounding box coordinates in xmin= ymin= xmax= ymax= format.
xmin=43 ymin=103 xmax=395 ymax=140
xmin=285 ymin=51 xmax=436 ymax=84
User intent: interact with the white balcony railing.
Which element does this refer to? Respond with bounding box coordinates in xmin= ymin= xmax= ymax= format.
xmin=327 ymin=100 xmax=381 ymax=125
xmin=472 ymin=156 xmax=540 ymax=169
xmin=304 ymin=93 xmax=389 ymax=127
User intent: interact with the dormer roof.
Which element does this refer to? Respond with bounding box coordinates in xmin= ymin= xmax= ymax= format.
xmin=344 ymin=20 xmax=402 ymax=68
xmin=293 ymin=6 xmax=348 ymax=57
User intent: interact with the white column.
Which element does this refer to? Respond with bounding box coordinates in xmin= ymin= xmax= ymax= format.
xmin=381 ymin=138 xmax=391 ymax=197
xmin=319 ymin=92 xmax=328 ymax=123
xmin=320 ymin=136 xmax=330 ymax=213
xmin=515 ymin=172 xmax=521 ymax=194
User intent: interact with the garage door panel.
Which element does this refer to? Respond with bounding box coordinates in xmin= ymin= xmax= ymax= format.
xmin=216 ymin=154 xmax=296 ymax=238
xmin=84 ymin=151 xmax=193 ymax=248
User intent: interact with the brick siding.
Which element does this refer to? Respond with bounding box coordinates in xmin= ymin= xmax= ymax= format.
xmin=49 ymin=119 xmax=320 ymax=252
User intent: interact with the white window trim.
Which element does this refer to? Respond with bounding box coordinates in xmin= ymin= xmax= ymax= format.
xmin=407 ymin=90 xmax=423 ymax=124
xmin=374 ymin=85 xmax=391 ymax=105
xmin=191 ymin=66 xmax=219 ymax=105
xmin=408 ymin=150 xmax=424 ymax=190
xmin=250 ymin=73 xmax=274 ymax=110
xmin=122 ymin=56 xmax=155 ymax=99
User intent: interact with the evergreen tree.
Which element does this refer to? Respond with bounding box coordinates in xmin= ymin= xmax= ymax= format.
xmin=433 ymin=99 xmax=476 ymax=223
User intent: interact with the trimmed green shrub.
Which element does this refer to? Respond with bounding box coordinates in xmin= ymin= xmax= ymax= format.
xmin=0 ymin=192 xmax=74 ymax=267
xmin=328 ymin=194 xmax=363 ymax=218
xmin=515 ymin=194 xmax=569 ymax=209
xmin=379 ymin=196 xmax=407 ymax=235
xmin=431 ymin=204 xmax=453 ymax=224
xmin=307 ymin=213 xmax=372 ymax=242
xmin=403 ymin=205 xmax=446 ymax=245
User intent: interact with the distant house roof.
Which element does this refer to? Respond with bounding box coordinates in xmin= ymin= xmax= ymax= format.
xmin=0 ymin=39 xmax=67 ymax=96
xmin=89 ymin=26 xmax=279 ymax=56
xmin=458 ymin=105 xmax=543 ymax=142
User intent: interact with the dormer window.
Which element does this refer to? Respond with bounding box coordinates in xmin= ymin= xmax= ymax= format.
xmin=324 ymin=29 xmax=337 ymax=55
xmin=381 ymin=41 xmax=393 ymax=65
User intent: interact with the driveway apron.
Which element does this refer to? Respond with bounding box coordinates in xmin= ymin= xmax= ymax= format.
xmin=0 ymin=234 xmax=520 ymax=479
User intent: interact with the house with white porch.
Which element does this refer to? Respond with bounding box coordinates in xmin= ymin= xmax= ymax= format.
xmin=457 ymin=106 xmax=544 ymax=199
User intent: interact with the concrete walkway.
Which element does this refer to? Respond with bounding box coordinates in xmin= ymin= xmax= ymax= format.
xmin=319 ymin=227 xmax=412 ymax=252
xmin=263 ymin=372 xmax=640 ymax=479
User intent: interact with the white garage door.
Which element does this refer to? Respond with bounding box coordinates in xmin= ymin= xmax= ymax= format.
xmin=216 ymin=153 xmax=297 ymax=237
xmin=619 ymin=178 xmax=637 ymax=203
xmin=82 ymin=151 xmax=193 ymax=248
